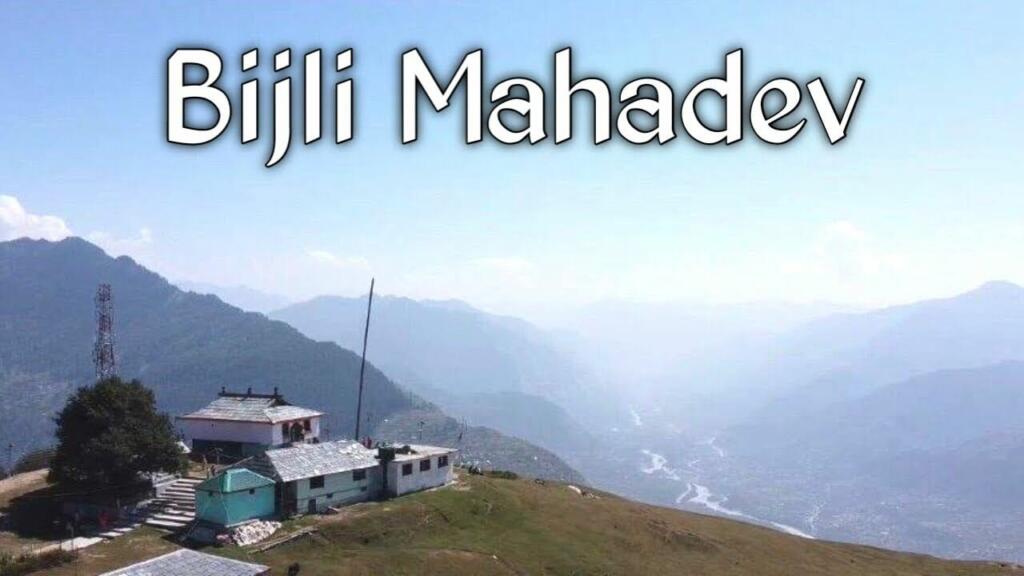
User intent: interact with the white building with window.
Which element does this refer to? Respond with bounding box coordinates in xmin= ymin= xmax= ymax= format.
xmin=180 ymin=391 xmax=458 ymax=527
xmin=209 ymin=441 xmax=457 ymax=524
xmin=177 ymin=389 xmax=323 ymax=459
xmin=239 ymin=439 xmax=383 ymax=515
xmin=381 ymin=444 xmax=456 ymax=497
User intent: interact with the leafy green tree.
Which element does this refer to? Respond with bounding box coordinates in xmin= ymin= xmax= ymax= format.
xmin=49 ymin=377 xmax=185 ymax=486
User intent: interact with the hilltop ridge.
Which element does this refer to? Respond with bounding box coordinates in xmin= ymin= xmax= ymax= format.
xmin=50 ymin=473 xmax=1022 ymax=576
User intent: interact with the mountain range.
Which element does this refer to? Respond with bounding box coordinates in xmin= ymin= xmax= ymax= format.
xmin=0 ymin=238 xmax=582 ymax=483
xmin=270 ymin=295 xmax=598 ymax=458
xmin=6 ymin=236 xmax=1024 ymax=562
xmin=697 ymin=284 xmax=1024 ymax=561
xmin=266 ymin=277 xmax=1024 ymax=562
xmin=176 ymin=281 xmax=292 ymax=314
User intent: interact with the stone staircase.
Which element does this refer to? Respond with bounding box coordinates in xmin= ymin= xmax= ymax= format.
xmin=29 ymin=476 xmax=202 ymax=556
xmin=142 ymin=477 xmax=200 ymax=531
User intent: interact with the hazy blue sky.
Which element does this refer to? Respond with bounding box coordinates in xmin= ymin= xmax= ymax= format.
xmin=1 ymin=2 xmax=1022 ymax=319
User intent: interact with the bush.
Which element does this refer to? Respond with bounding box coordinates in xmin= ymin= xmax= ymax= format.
xmin=0 ymin=549 xmax=75 ymax=576
xmin=49 ymin=377 xmax=186 ymax=486
xmin=484 ymin=470 xmax=520 ymax=480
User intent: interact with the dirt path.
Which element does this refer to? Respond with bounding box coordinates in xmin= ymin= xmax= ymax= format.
xmin=0 ymin=469 xmax=49 ymax=506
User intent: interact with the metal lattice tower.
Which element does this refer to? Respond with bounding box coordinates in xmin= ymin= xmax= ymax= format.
xmin=93 ymin=283 xmax=117 ymax=381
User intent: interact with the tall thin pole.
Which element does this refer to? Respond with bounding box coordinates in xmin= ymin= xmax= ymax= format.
xmin=354 ymin=278 xmax=375 ymax=441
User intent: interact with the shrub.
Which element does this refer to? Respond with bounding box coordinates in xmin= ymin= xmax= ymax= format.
xmin=0 ymin=549 xmax=75 ymax=576
xmin=484 ymin=470 xmax=520 ymax=480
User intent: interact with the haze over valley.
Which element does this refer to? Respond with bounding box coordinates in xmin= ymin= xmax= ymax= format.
xmin=218 ymin=271 xmax=1024 ymax=563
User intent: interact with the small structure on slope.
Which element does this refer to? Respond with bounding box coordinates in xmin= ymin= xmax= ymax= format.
xmin=100 ymin=548 xmax=268 ymax=576
xmin=180 ymin=390 xmax=458 ymax=530
xmin=195 ymin=469 xmax=276 ymax=527
xmin=193 ymin=440 xmax=457 ymax=526
xmin=240 ymin=439 xmax=383 ymax=515
xmin=379 ymin=444 xmax=455 ymax=497
xmin=177 ymin=388 xmax=323 ymax=459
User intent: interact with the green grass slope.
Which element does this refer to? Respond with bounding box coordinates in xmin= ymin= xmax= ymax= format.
xmin=218 ymin=473 xmax=1019 ymax=576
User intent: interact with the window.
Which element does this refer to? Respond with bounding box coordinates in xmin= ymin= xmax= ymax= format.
xmin=353 ymin=469 xmax=367 ymax=481
xmin=281 ymin=423 xmax=289 ymax=436
xmin=401 ymin=463 xmax=413 ymax=476
xmin=309 ymin=475 xmax=325 ymax=489
xmin=420 ymin=459 xmax=431 ymax=472
xmin=248 ymin=489 xmax=255 ymax=495
xmin=326 ymin=493 xmax=333 ymax=499
xmin=303 ymin=419 xmax=311 ymax=431
xmin=438 ymin=455 xmax=449 ymax=468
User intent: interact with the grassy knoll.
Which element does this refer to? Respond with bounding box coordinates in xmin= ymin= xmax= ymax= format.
xmin=210 ymin=473 xmax=1020 ymax=576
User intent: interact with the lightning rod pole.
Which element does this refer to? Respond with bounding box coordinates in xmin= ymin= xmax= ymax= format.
xmin=354 ymin=278 xmax=375 ymax=441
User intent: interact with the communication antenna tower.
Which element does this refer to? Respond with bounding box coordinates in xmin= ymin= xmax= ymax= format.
xmin=93 ymin=283 xmax=117 ymax=381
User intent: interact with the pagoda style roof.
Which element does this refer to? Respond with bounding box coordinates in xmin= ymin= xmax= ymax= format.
xmin=178 ymin=390 xmax=323 ymax=424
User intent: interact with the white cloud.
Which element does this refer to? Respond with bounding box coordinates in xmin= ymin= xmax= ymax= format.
xmin=0 ymin=195 xmax=161 ymax=270
xmin=0 ymin=195 xmax=72 ymax=241
xmin=86 ymin=227 xmax=155 ymax=260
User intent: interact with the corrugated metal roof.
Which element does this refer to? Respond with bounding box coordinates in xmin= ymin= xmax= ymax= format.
xmin=238 ymin=440 xmax=379 ymax=483
xmin=197 ymin=469 xmax=275 ymax=494
xmin=99 ymin=549 xmax=268 ymax=576
xmin=178 ymin=396 xmax=323 ymax=424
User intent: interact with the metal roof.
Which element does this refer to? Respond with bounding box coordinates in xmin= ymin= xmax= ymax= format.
xmin=196 ymin=468 xmax=275 ymax=494
xmin=389 ymin=444 xmax=458 ymax=462
xmin=178 ymin=395 xmax=323 ymax=424
xmin=239 ymin=440 xmax=379 ymax=483
xmin=100 ymin=549 xmax=268 ymax=576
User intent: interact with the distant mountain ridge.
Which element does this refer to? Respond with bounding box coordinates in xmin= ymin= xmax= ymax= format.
xmin=705 ymin=285 xmax=1024 ymax=562
xmin=272 ymin=295 xmax=584 ymax=399
xmin=177 ymin=281 xmax=292 ymax=314
xmin=0 ymin=237 xmax=582 ymax=483
xmin=270 ymin=294 xmax=598 ymax=457
xmin=557 ymin=281 xmax=1024 ymax=562
xmin=733 ymin=281 xmax=1024 ymax=426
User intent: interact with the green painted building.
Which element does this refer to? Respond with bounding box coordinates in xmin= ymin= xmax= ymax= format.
xmin=196 ymin=469 xmax=276 ymax=527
